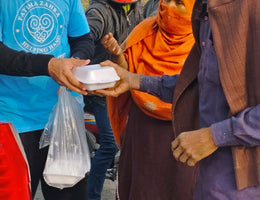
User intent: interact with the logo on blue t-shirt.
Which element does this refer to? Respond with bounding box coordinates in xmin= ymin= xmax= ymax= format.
xmin=13 ymin=0 xmax=65 ymax=54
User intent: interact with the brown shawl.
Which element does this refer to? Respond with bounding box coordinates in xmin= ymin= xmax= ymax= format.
xmin=173 ymin=0 xmax=260 ymax=190
xmin=208 ymin=0 xmax=260 ymax=190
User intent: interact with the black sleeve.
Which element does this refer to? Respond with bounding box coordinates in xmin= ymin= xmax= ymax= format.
xmin=0 ymin=42 xmax=53 ymax=76
xmin=68 ymin=33 xmax=95 ymax=60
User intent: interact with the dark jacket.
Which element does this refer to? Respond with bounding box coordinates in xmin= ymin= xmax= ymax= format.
xmin=143 ymin=0 xmax=159 ymax=18
xmin=0 ymin=33 xmax=94 ymax=76
xmin=85 ymin=0 xmax=143 ymax=64
xmin=172 ymin=0 xmax=260 ymax=190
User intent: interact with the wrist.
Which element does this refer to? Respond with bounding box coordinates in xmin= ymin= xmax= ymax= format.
xmin=129 ymin=73 xmax=140 ymax=90
xmin=47 ymin=57 xmax=58 ymax=76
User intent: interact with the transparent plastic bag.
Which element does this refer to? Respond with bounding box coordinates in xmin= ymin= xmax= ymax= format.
xmin=39 ymin=104 xmax=56 ymax=149
xmin=42 ymin=86 xmax=91 ymax=189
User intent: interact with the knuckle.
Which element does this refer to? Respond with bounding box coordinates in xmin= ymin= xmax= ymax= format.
xmin=179 ymin=155 xmax=187 ymax=163
xmin=185 ymin=149 xmax=192 ymax=157
xmin=187 ymin=159 xmax=195 ymax=166
xmin=173 ymin=151 xmax=179 ymax=159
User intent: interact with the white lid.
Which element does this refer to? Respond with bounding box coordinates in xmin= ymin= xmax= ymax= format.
xmin=73 ymin=64 xmax=120 ymax=84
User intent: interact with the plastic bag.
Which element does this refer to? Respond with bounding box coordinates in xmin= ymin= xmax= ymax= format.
xmin=39 ymin=104 xmax=56 ymax=149
xmin=42 ymin=86 xmax=91 ymax=189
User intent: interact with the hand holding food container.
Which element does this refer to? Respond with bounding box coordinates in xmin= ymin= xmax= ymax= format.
xmin=73 ymin=64 xmax=120 ymax=91
xmin=76 ymin=60 xmax=141 ymax=97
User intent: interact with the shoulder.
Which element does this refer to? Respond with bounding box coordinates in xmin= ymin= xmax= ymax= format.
xmin=86 ymin=0 xmax=114 ymax=19
xmin=86 ymin=0 xmax=111 ymax=13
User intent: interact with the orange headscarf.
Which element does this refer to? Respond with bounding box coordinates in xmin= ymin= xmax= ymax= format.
xmin=108 ymin=0 xmax=195 ymax=146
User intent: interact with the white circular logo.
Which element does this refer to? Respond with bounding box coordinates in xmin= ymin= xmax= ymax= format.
xmin=13 ymin=0 xmax=65 ymax=54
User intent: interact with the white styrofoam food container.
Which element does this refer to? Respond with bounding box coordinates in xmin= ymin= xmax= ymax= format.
xmin=73 ymin=64 xmax=120 ymax=91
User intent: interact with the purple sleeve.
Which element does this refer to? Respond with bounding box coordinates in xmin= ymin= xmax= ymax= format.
xmin=139 ymin=74 xmax=178 ymax=103
xmin=211 ymin=104 xmax=260 ymax=147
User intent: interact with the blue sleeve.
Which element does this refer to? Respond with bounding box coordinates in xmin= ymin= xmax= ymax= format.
xmin=68 ymin=0 xmax=90 ymax=37
xmin=0 ymin=17 xmax=2 ymax=41
xmin=211 ymin=104 xmax=260 ymax=147
xmin=139 ymin=74 xmax=178 ymax=103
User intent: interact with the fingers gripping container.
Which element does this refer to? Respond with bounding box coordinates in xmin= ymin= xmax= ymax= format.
xmin=73 ymin=64 xmax=120 ymax=91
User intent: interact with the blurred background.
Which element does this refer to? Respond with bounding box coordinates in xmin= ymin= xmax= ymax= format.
xmin=81 ymin=0 xmax=89 ymax=9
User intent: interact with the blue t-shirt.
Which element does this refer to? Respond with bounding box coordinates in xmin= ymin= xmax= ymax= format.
xmin=0 ymin=0 xmax=90 ymax=133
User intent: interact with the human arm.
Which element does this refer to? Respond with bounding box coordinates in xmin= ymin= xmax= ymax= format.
xmin=211 ymin=105 xmax=260 ymax=147
xmin=171 ymin=105 xmax=260 ymax=166
xmin=68 ymin=33 xmax=94 ymax=59
xmin=46 ymin=0 xmax=93 ymax=94
xmin=95 ymin=60 xmax=178 ymax=103
xmin=85 ymin=5 xmax=116 ymax=64
xmin=85 ymin=7 xmax=106 ymax=41
xmin=171 ymin=128 xmax=218 ymax=166
xmin=0 ymin=42 xmax=90 ymax=95
xmin=47 ymin=57 xmax=90 ymax=95
xmin=101 ymin=32 xmax=128 ymax=69
xmin=95 ymin=60 xmax=140 ymax=97
xmin=0 ymin=41 xmax=52 ymax=76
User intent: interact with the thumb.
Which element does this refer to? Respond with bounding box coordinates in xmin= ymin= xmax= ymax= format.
xmin=71 ymin=58 xmax=90 ymax=66
xmin=101 ymin=34 xmax=109 ymax=44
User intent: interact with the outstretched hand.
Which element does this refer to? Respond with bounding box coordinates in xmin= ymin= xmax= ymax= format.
xmin=101 ymin=33 xmax=128 ymax=69
xmin=93 ymin=60 xmax=140 ymax=97
xmin=101 ymin=32 xmax=122 ymax=55
xmin=48 ymin=57 xmax=90 ymax=95
xmin=171 ymin=127 xmax=218 ymax=166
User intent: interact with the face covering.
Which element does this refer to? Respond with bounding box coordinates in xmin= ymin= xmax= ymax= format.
xmin=156 ymin=0 xmax=194 ymax=35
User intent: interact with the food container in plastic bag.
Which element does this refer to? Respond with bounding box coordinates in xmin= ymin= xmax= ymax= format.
xmin=43 ymin=158 xmax=87 ymax=189
xmin=42 ymin=88 xmax=91 ymax=189
xmin=73 ymin=64 xmax=120 ymax=91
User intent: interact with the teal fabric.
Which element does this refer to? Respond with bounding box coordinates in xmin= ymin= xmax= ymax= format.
xmin=0 ymin=0 xmax=90 ymax=133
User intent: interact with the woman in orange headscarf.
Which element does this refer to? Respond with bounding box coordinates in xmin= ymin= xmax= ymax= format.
xmin=102 ymin=0 xmax=196 ymax=199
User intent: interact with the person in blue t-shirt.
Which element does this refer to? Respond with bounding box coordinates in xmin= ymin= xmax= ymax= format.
xmin=0 ymin=0 xmax=94 ymax=199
